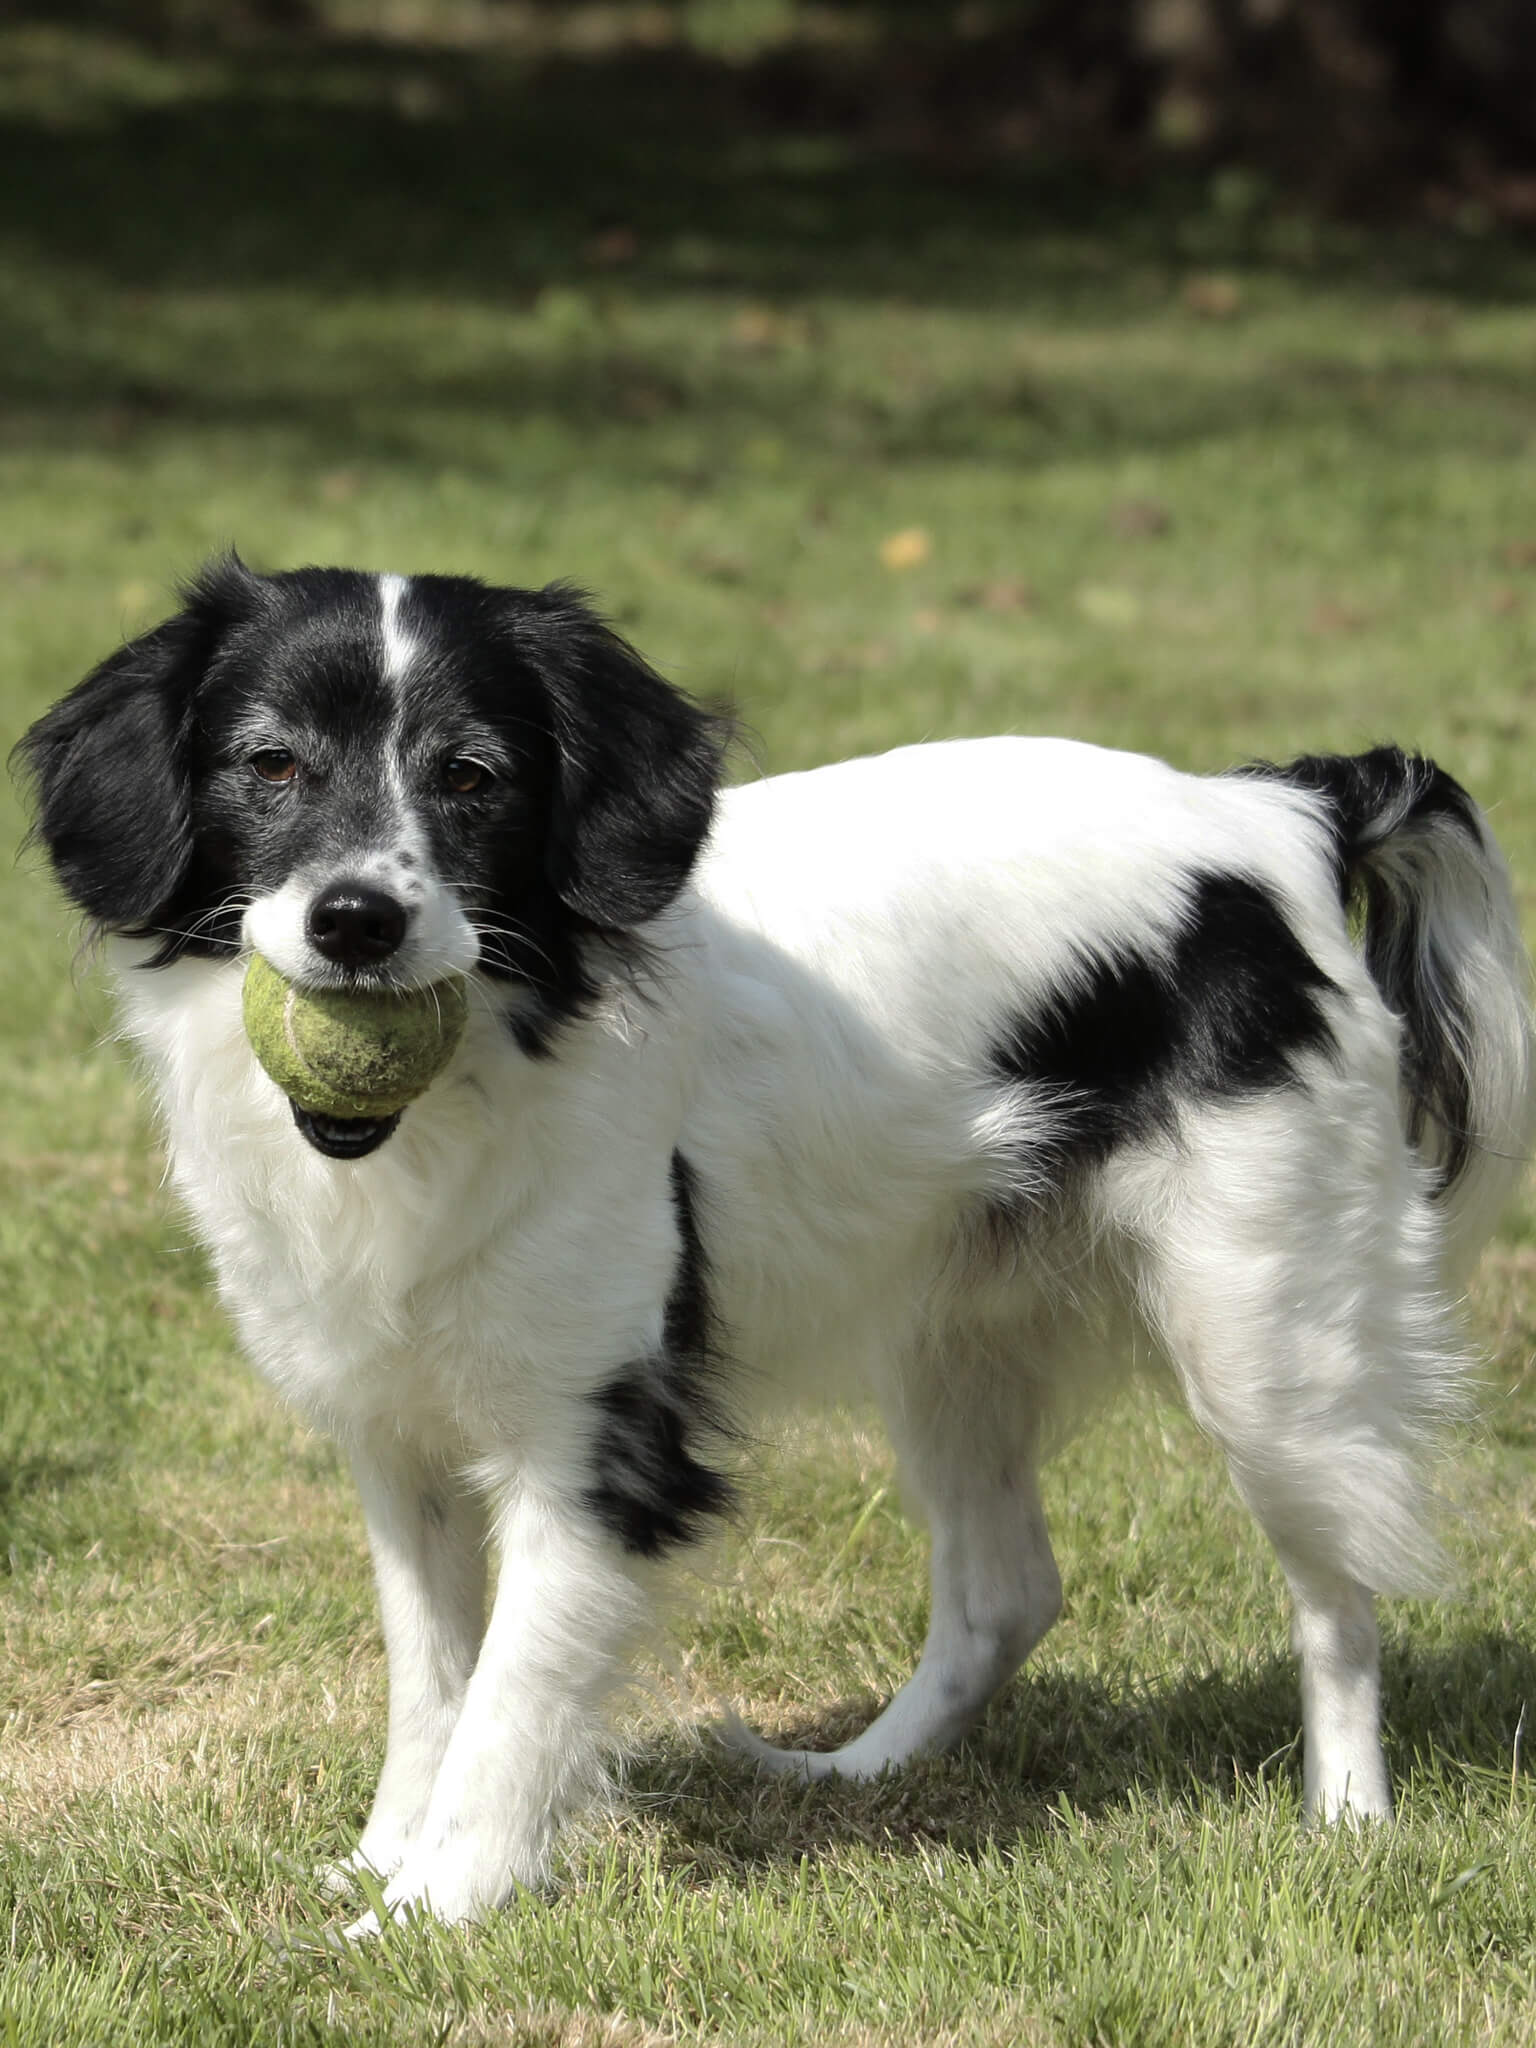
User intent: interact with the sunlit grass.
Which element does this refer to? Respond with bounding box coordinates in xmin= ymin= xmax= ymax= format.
xmin=3 ymin=19 xmax=1535 ymax=2046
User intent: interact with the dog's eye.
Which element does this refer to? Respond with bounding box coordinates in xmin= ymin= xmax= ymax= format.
xmin=250 ymin=749 xmax=298 ymax=784
xmin=443 ymin=757 xmax=491 ymax=795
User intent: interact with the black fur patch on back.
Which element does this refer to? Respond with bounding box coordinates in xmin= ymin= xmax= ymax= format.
xmin=585 ymin=1152 xmax=733 ymax=1560
xmin=1241 ymin=746 xmax=1483 ymax=1190
xmin=992 ymin=871 xmax=1338 ymax=1198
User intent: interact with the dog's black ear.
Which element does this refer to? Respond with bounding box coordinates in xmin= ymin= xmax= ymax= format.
xmin=16 ymin=554 xmax=264 ymax=937
xmin=521 ymin=585 xmax=727 ymax=931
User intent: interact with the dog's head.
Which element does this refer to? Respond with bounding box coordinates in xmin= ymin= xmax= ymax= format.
xmin=19 ymin=557 xmax=726 ymax=1145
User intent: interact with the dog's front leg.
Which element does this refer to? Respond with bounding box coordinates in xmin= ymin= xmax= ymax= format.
xmin=327 ymin=1441 xmax=489 ymax=1891
xmin=343 ymin=1471 xmax=651 ymax=1935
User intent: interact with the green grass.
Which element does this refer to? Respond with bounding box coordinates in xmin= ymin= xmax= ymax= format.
xmin=2 ymin=18 xmax=1535 ymax=2046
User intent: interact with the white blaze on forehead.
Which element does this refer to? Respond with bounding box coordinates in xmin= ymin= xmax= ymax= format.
xmin=378 ymin=571 xmax=422 ymax=846
xmin=379 ymin=573 xmax=417 ymax=684
xmin=234 ymin=571 xmax=481 ymax=988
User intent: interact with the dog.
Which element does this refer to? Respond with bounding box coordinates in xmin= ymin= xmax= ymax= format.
xmin=20 ymin=555 xmax=1533 ymax=1933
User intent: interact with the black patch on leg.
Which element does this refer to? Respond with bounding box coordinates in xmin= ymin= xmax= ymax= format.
xmin=585 ymin=1151 xmax=733 ymax=1559
xmin=990 ymin=870 xmax=1338 ymax=1207
xmin=586 ymin=1373 xmax=733 ymax=1560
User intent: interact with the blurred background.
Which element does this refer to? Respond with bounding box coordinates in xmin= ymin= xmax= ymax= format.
xmin=3 ymin=0 xmax=1534 ymax=781
xmin=4 ymin=12 xmax=1536 ymax=2040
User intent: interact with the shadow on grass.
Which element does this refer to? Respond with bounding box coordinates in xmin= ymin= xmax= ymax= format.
xmin=620 ymin=1630 xmax=1536 ymax=1872
xmin=12 ymin=330 xmax=1536 ymax=481
xmin=7 ymin=30 xmax=1536 ymax=305
xmin=3 ymin=29 xmax=1536 ymax=468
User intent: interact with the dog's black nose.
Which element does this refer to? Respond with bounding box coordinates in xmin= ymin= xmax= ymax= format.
xmin=307 ymin=882 xmax=408 ymax=968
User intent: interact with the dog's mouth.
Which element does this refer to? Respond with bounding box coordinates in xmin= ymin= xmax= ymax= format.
xmin=290 ymin=1102 xmax=402 ymax=1160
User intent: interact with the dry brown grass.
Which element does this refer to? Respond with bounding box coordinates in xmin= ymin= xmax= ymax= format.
xmin=0 ymin=1648 xmax=380 ymax=1834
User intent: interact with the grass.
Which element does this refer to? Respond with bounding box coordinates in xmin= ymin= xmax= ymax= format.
xmin=2 ymin=14 xmax=1536 ymax=2045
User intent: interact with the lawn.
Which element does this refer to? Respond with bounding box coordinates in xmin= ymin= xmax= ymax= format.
xmin=2 ymin=15 xmax=1535 ymax=2046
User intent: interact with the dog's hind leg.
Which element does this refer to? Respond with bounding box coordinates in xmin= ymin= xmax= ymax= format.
xmin=1283 ymin=1566 xmax=1391 ymax=1820
xmin=731 ymin=1389 xmax=1061 ymax=1780
xmin=1128 ymin=1089 xmax=1464 ymax=1824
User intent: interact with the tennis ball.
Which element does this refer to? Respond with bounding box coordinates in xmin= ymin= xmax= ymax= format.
xmin=242 ymin=953 xmax=469 ymax=1119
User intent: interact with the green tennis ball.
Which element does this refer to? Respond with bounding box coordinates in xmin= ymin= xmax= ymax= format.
xmin=242 ymin=953 xmax=469 ymax=1119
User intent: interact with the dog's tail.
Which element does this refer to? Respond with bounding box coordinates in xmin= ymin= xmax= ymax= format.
xmin=1266 ymin=747 xmax=1534 ymax=1272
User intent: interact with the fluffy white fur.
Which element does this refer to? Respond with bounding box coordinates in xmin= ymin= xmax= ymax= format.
xmin=102 ymin=719 xmax=1532 ymax=1932
xmin=26 ymin=563 xmax=1531 ymax=1935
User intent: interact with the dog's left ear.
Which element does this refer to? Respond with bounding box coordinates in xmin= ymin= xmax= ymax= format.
xmin=521 ymin=586 xmax=727 ymax=931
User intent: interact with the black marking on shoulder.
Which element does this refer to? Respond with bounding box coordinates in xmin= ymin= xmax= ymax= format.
xmin=991 ymin=870 xmax=1338 ymax=1196
xmin=585 ymin=1150 xmax=733 ymax=1560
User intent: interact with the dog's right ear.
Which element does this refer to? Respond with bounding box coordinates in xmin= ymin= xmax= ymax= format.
xmin=15 ymin=555 xmax=264 ymax=938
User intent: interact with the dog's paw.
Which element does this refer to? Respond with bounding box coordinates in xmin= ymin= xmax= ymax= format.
xmin=712 ymin=1708 xmax=849 ymax=1781
xmin=314 ymin=1835 xmax=412 ymax=1899
xmin=339 ymin=1847 xmax=517 ymax=1938
xmin=1305 ymin=1780 xmax=1394 ymax=1828
xmin=341 ymin=1908 xmax=382 ymax=1943
xmin=313 ymin=1855 xmax=368 ymax=1901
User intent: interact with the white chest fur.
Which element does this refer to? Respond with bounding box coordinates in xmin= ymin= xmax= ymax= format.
xmin=111 ymin=948 xmax=694 ymax=1453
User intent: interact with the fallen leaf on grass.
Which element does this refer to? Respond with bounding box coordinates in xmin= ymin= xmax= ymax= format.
xmin=880 ymin=526 xmax=932 ymax=570
xmin=729 ymin=304 xmax=808 ymax=352
xmin=1182 ymin=273 xmax=1243 ymax=319
xmin=1309 ymin=598 xmax=1372 ymax=635
xmin=1109 ymin=497 xmax=1172 ymax=539
xmin=689 ymin=549 xmax=749 ymax=584
xmin=584 ymin=225 xmax=639 ymax=267
xmin=953 ymin=577 xmax=1034 ymax=614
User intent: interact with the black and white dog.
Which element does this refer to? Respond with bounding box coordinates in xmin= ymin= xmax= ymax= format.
xmin=20 ymin=557 xmax=1533 ymax=1932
